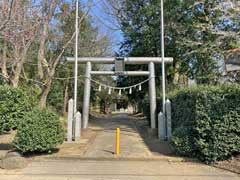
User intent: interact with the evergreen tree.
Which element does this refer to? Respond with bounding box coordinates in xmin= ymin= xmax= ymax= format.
xmin=111 ymin=0 xmax=240 ymax=106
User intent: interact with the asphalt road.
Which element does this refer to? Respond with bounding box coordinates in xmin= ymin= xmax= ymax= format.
xmin=0 ymin=159 xmax=239 ymax=180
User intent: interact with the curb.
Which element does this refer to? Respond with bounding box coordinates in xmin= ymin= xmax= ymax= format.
xmin=33 ymin=156 xmax=198 ymax=163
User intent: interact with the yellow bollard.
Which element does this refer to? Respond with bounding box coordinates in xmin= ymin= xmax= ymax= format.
xmin=115 ymin=128 xmax=120 ymax=155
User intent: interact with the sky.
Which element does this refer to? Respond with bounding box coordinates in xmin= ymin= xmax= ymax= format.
xmin=82 ymin=0 xmax=124 ymax=53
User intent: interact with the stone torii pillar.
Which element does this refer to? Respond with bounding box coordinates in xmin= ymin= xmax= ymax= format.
xmin=82 ymin=62 xmax=91 ymax=129
xmin=148 ymin=62 xmax=157 ymax=129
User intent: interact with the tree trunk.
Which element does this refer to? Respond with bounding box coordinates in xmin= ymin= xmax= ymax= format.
xmin=1 ymin=41 xmax=9 ymax=84
xmin=39 ymin=51 xmax=61 ymax=108
xmin=173 ymin=61 xmax=180 ymax=86
xmin=63 ymin=84 xmax=69 ymax=116
xmin=184 ymin=74 xmax=188 ymax=86
xmin=11 ymin=48 xmax=26 ymax=88
xmin=38 ymin=22 xmax=48 ymax=80
xmin=39 ymin=79 xmax=52 ymax=108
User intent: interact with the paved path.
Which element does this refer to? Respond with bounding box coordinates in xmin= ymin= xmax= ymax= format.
xmin=84 ymin=113 xmax=152 ymax=158
xmin=0 ymin=113 xmax=239 ymax=180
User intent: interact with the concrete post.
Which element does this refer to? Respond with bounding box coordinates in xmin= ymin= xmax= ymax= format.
xmin=74 ymin=0 xmax=79 ymax=115
xmin=75 ymin=112 xmax=81 ymax=141
xmin=67 ymin=99 xmax=74 ymax=142
xmin=158 ymin=112 xmax=166 ymax=140
xmin=82 ymin=61 xmax=92 ymax=129
xmin=148 ymin=62 xmax=157 ymax=129
xmin=166 ymin=99 xmax=172 ymax=140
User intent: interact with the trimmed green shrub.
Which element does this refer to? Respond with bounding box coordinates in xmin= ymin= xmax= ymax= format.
xmin=13 ymin=108 xmax=65 ymax=153
xmin=0 ymin=86 xmax=31 ymax=133
xmin=143 ymin=84 xmax=240 ymax=163
xmin=171 ymin=85 xmax=240 ymax=163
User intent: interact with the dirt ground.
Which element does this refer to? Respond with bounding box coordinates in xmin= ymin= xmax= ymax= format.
xmin=215 ymin=155 xmax=240 ymax=174
xmin=0 ymin=131 xmax=15 ymax=159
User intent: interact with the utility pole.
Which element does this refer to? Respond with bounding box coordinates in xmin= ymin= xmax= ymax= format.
xmin=160 ymin=0 xmax=166 ymax=114
xmin=74 ymin=0 xmax=79 ymax=114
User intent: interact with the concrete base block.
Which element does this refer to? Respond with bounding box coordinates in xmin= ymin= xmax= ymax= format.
xmin=147 ymin=128 xmax=158 ymax=137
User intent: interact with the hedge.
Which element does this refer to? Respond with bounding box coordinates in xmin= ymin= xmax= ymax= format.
xmin=143 ymin=84 xmax=240 ymax=163
xmin=0 ymin=86 xmax=32 ymax=133
xmin=13 ymin=107 xmax=65 ymax=153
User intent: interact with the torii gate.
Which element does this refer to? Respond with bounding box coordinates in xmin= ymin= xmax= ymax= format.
xmin=66 ymin=57 xmax=173 ymax=129
xmin=68 ymin=0 xmax=170 ymax=138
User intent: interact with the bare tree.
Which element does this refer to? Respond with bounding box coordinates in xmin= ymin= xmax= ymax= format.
xmin=0 ymin=0 xmax=15 ymax=31
xmin=38 ymin=0 xmax=92 ymax=108
xmin=37 ymin=0 xmax=60 ymax=80
xmin=0 ymin=0 xmax=40 ymax=87
xmin=1 ymin=0 xmax=111 ymax=109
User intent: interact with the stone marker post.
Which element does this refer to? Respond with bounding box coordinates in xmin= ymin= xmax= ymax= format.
xmin=158 ymin=112 xmax=166 ymax=140
xmin=75 ymin=112 xmax=81 ymax=141
xmin=166 ymin=99 xmax=172 ymax=140
xmin=67 ymin=99 xmax=74 ymax=142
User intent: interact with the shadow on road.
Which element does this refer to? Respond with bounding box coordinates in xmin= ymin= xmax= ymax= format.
xmin=89 ymin=112 xmax=176 ymax=157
